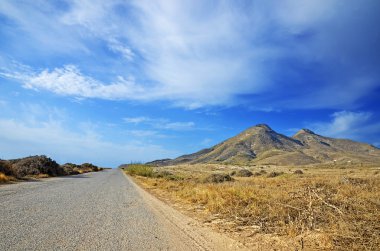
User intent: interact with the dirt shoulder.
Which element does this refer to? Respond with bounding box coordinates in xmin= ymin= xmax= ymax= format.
xmin=122 ymin=171 xmax=249 ymax=251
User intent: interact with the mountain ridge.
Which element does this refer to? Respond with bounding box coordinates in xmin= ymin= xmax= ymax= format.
xmin=147 ymin=124 xmax=380 ymax=166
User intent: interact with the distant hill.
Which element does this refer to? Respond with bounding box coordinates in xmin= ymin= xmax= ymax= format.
xmin=146 ymin=124 xmax=380 ymax=166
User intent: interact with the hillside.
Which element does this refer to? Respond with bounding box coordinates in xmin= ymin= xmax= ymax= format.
xmin=147 ymin=124 xmax=380 ymax=166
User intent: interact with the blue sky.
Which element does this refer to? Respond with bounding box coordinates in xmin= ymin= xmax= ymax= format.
xmin=0 ymin=0 xmax=379 ymax=167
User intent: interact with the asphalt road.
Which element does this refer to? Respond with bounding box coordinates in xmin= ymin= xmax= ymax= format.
xmin=0 ymin=169 xmax=243 ymax=251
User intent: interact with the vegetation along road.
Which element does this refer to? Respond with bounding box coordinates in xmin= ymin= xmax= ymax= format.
xmin=0 ymin=169 xmax=243 ymax=251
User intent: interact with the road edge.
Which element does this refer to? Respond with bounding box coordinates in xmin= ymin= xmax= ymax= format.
xmin=120 ymin=169 xmax=249 ymax=251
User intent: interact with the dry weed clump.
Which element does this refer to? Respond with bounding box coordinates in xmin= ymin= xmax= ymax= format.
xmin=203 ymin=173 xmax=233 ymax=183
xmin=0 ymin=172 xmax=10 ymax=183
xmin=235 ymin=169 xmax=253 ymax=177
xmin=294 ymin=169 xmax=304 ymax=174
xmin=0 ymin=160 xmax=15 ymax=176
xmin=133 ymin=168 xmax=380 ymax=250
xmin=267 ymin=171 xmax=284 ymax=177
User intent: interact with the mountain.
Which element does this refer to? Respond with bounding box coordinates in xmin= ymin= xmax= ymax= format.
xmin=147 ymin=124 xmax=380 ymax=166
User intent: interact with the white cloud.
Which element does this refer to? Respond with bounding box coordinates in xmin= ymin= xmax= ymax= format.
xmin=123 ymin=116 xmax=195 ymax=131
xmin=121 ymin=1 xmax=270 ymax=107
xmin=309 ymin=111 xmax=380 ymax=143
xmin=157 ymin=121 xmax=195 ymax=130
xmin=1 ymin=64 xmax=154 ymax=100
xmin=127 ymin=130 xmax=166 ymax=138
xmin=324 ymin=111 xmax=371 ymax=136
xmin=0 ymin=1 xmax=88 ymax=54
xmin=60 ymin=0 xmax=114 ymax=33
xmin=1 ymin=0 xmax=379 ymax=109
xmin=107 ymin=39 xmax=134 ymax=61
xmin=123 ymin=117 xmax=150 ymax=124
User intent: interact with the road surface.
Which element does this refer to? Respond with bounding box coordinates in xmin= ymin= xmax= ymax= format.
xmin=0 ymin=169 xmax=244 ymax=251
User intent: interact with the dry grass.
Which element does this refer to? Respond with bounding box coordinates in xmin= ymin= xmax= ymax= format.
xmin=35 ymin=173 xmax=50 ymax=178
xmin=127 ymin=164 xmax=380 ymax=250
xmin=0 ymin=172 xmax=11 ymax=183
xmin=123 ymin=164 xmax=154 ymax=177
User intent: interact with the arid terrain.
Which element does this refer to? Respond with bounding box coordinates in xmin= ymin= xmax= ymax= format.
xmin=1 ymin=1 xmax=379 ymax=250
xmin=2 ymin=126 xmax=380 ymax=250
xmin=124 ymin=163 xmax=380 ymax=250
xmin=122 ymin=123 xmax=380 ymax=250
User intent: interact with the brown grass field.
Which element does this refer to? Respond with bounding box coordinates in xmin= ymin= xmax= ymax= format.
xmin=124 ymin=164 xmax=380 ymax=250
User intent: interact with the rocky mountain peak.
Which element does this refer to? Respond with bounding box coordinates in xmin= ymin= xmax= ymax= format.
xmin=146 ymin=123 xmax=380 ymax=166
xmin=294 ymin=128 xmax=316 ymax=136
xmin=253 ymin=124 xmax=273 ymax=131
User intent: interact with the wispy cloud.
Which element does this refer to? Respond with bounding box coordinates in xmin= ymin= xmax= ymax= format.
xmin=157 ymin=121 xmax=195 ymax=130
xmin=309 ymin=111 xmax=380 ymax=144
xmin=1 ymin=64 xmax=152 ymax=100
xmin=123 ymin=116 xmax=195 ymax=131
xmin=1 ymin=0 xmax=379 ymax=109
xmin=127 ymin=130 xmax=166 ymax=138
xmin=107 ymin=38 xmax=134 ymax=61
xmin=0 ymin=1 xmax=88 ymax=54
xmin=123 ymin=117 xmax=151 ymax=124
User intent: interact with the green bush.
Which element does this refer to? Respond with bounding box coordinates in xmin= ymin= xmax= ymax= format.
xmin=125 ymin=164 xmax=154 ymax=177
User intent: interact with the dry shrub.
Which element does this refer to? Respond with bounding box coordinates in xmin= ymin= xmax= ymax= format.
xmin=80 ymin=163 xmax=99 ymax=172
xmin=153 ymin=170 xmax=185 ymax=181
xmin=61 ymin=163 xmax=81 ymax=175
xmin=10 ymin=155 xmax=65 ymax=178
xmin=135 ymin=170 xmax=380 ymax=250
xmin=203 ymin=173 xmax=233 ymax=183
xmin=62 ymin=162 xmax=100 ymax=174
xmin=0 ymin=172 xmax=10 ymax=183
xmin=2 ymin=156 xmax=101 ymax=180
xmin=235 ymin=169 xmax=253 ymax=177
xmin=0 ymin=160 xmax=15 ymax=176
xmin=267 ymin=171 xmax=284 ymax=177
xmin=294 ymin=169 xmax=304 ymax=174
xmin=154 ymin=170 xmax=173 ymax=178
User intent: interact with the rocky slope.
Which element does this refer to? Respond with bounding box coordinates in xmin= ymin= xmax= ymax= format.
xmin=147 ymin=124 xmax=380 ymax=166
